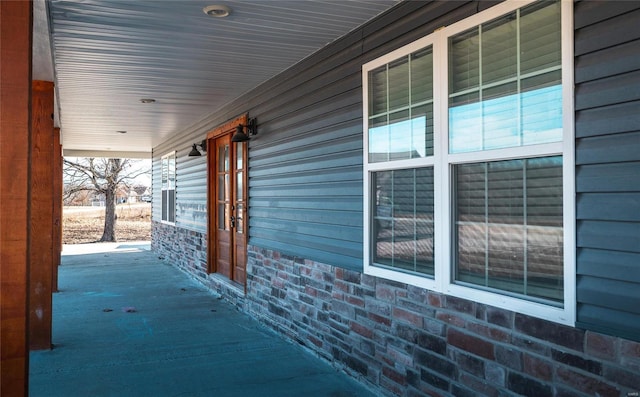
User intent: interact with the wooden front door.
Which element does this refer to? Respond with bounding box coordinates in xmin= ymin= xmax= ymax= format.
xmin=208 ymin=117 xmax=248 ymax=286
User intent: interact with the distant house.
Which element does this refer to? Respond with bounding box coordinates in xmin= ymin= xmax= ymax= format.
xmin=149 ymin=1 xmax=640 ymax=396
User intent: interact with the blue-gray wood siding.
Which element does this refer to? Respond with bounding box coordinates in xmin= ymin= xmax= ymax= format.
xmin=574 ymin=0 xmax=640 ymax=341
xmin=153 ymin=134 xmax=208 ymax=233
xmin=246 ymin=1 xmax=487 ymax=270
xmin=151 ymin=0 xmax=640 ymax=340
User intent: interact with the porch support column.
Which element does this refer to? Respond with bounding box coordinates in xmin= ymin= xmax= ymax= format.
xmin=0 ymin=0 xmax=32 ymax=395
xmin=29 ymin=80 xmax=55 ymax=351
xmin=53 ymin=127 xmax=62 ymax=292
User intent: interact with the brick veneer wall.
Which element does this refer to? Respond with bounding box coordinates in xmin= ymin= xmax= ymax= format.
xmin=152 ymin=222 xmax=640 ymax=396
xmin=152 ymin=221 xmax=246 ymax=306
xmin=245 ymin=246 xmax=640 ymax=397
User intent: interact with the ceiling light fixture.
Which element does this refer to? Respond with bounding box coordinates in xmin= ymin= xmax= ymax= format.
xmin=203 ymin=5 xmax=231 ymax=18
xmin=140 ymin=98 xmax=156 ymax=104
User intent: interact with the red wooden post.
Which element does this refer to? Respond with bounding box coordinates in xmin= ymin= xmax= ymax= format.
xmin=0 ymin=1 xmax=32 ymax=394
xmin=29 ymin=80 xmax=55 ymax=351
xmin=53 ymin=127 xmax=62 ymax=292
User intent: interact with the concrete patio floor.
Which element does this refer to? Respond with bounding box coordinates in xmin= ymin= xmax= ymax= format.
xmin=29 ymin=242 xmax=376 ymax=397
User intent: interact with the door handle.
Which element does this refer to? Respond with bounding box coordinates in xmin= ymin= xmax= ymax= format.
xmin=230 ymin=215 xmax=236 ymax=228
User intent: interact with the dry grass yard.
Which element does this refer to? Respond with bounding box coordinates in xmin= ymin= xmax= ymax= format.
xmin=63 ymin=203 xmax=151 ymax=244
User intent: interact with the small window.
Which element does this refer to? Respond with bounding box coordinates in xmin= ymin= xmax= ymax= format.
xmin=161 ymin=152 xmax=176 ymax=223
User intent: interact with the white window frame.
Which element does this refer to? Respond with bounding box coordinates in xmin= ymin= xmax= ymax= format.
xmin=161 ymin=151 xmax=176 ymax=224
xmin=363 ymin=0 xmax=575 ymax=325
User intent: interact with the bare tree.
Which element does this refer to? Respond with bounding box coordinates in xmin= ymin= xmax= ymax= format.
xmin=63 ymin=158 xmax=150 ymax=242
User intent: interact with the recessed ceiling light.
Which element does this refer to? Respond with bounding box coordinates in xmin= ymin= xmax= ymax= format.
xmin=140 ymin=98 xmax=156 ymax=104
xmin=117 ymin=130 xmax=127 ymax=134
xmin=203 ymin=5 xmax=231 ymax=18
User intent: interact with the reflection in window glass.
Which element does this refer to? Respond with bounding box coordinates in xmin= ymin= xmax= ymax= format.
xmin=454 ymin=156 xmax=563 ymax=303
xmin=448 ymin=1 xmax=561 ymax=154
xmin=372 ymin=168 xmax=434 ymax=276
xmin=368 ymin=46 xmax=433 ymax=163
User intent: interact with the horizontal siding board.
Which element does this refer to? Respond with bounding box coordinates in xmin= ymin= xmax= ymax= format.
xmin=250 ymin=180 xmax=362 ymax=199
xmin=251 ymin=207 xmax=361 ymax=228
xmin=250 ymin=65 xmax=362 ymax=123
xmin=575 ymin=100 xmax=640 ymax=138
xmin=574 ymin=1 xmax=640 ymax=341
xmin=250 ymin=219 xmax=362 ymax=246
xmin=576 ymin=162 xmax=640 ymax=193
xmin=250 ymin=138 xmax=361 ymax=172
xmin=577 ymin=305 xmax=640 ymax=343
xmin=574 ymin=0 xmax=640 ymax=30
xmin=250 ymin=197 xmax=361 ymax=212
xmin=577 ymin=193 xmax=640 ymax=222
xmin=574 ymin=8 xmax=640 ymax=56
xmin=575 ymin=39 xmax=640 ymax=84
xmin=250 ymin=238 xmax=361 ymax=271
xmin=575 ymin=69 xmax=640 ymax=111
xmin=577 ymin=276 xmax=640 ymax=314
xmin=257 ymin=102 xmax=362 ymax=143
xmin=251 ymin=151 xmax=362 ymax=177
xmin=575 ymin=132 xmax=640 ymax=165
xmin=250 ymin=167 xmax=361 ymax=188
xmin=251 ymin=121 xmax=361 ymax=161
xmin=577 ymin=248 xmax=640 ymax=283
xmin=577 ymin=220 xmax=640 ymax=253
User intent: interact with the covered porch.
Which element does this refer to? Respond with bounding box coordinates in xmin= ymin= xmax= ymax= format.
xmin=29 ymin=242 xmax=374 ymax=397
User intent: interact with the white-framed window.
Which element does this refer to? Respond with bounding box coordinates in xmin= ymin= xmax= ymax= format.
xmin=161 ymin=152 xmax=176 ymax=223
xmin=363 ymin=0 xmax=575 ymax=325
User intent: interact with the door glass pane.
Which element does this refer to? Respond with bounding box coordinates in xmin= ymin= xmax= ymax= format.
xmin=218 ymin=204 xmax=226 ymax=230
xmin=454 ymin=156 xmax=563 ymax=304
xmin=218 ymin=175 xmax=225 ymax=201
xmin=218 ymin=145 xmax=229 ymax=171
xmin=236 ymin=204 xmax=243 ymax=234
xmin=236 ymin=172 xmax=243 ymax=201
xmin=236 ymin=142 xmax=243 ymax=169
xmin=372 ymin=167 xmax=434 ymax=276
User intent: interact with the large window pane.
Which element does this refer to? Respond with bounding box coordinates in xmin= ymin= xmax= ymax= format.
xmin=449 ymin=1 xmax=561 ymax=154
xmin=450 ymin=29 xmax=479 ymax=93
xmin=482 ymin=13 xmax=517 ymax=85
xmin=454 ymin=156 xmax=563 ymax=303
xmin=373 ymin=168 xmax=434 ymax=276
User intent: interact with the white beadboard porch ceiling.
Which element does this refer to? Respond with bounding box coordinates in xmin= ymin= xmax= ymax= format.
xmin=47 ymin=0 xmax=399 ymax=157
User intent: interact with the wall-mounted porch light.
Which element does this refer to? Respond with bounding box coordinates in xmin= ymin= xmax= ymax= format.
xmin=231 ymin=118 xmax=257 ymax=142
xmin=188 ymin=140 xmax=207 ymax=157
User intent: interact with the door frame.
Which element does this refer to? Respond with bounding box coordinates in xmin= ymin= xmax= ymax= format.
xmin=206 ymin=114 xmax=249 ymax=287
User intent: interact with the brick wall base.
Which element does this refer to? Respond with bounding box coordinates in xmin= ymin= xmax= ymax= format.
xmin=152 ymin=222 xmax=640 ymax=397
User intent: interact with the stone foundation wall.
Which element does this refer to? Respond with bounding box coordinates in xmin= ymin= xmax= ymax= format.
xmin=244 ymin=246 xmax=640 ymax=397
